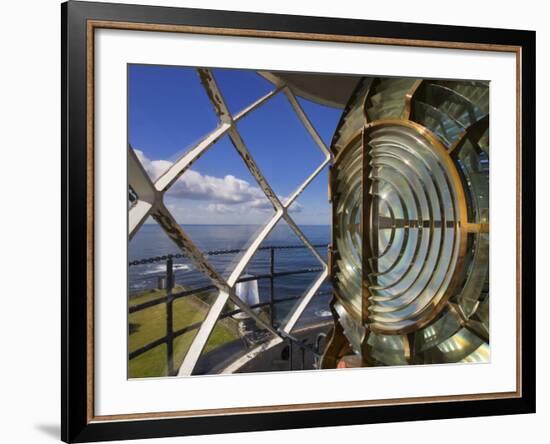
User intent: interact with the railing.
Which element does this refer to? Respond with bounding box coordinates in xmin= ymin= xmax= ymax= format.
xmin=129 ymin=244 xmax=332 ymax=376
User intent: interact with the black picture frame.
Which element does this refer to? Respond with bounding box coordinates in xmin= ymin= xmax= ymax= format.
xmin=62 ymin=1 xmax=536 ymax=442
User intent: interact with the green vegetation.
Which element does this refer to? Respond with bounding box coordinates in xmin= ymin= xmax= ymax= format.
xmin=128 ymin=287 xmax=240 ymax=378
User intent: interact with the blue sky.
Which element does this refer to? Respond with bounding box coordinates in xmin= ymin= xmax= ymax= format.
xmin=129 ymin=64 xmax=342 ymax=225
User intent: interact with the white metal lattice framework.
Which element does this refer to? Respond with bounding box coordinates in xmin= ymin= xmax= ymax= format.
xmin=128 ymin=69 xmax=332 ymax=376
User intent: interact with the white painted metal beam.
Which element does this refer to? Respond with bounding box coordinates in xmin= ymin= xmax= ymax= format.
xmin=154 ymin=122 xmax=231 ymax=193
xmin=281 ymin=269 xmax=328 ymax=334
xmin=219 ymin=337 xmax=283 ymax=374
xmin=177 ymin=290 xmax=230 ymax=376
xmin=129 ymin=200 xmax=153 ymax=240
xmin=284 ymin=86 xmax=332 ymax=158
xmin=129 ymin=67 xmax=335 ymax=377
xmin=128 ymin=146 xmax=157 ymax=239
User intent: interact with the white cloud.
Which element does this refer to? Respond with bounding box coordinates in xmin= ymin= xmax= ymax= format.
xmin=133 ymin=149 xmax=302 ymax=216
xmin=206 ymin=203 xmax=238 ymax=214
xmin=134 ymin=149 xmax=171 ymax=182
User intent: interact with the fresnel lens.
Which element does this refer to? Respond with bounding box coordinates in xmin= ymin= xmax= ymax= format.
xmin=324 ymin=78 xmax=490 ymax=367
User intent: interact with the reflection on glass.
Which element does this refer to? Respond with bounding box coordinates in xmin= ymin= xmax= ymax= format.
xmin=331 ymin=77 xmax=490 ymax=367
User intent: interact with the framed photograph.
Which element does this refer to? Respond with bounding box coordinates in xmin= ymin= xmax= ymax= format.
xmin=62 ymin=1 xmax=536 ymax=442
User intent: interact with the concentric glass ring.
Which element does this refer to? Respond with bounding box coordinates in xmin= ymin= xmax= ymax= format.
xmin=364 ymin=123 xmax=464 ymax=334
xmin=333 ymin=134 xmax=363 ymax=317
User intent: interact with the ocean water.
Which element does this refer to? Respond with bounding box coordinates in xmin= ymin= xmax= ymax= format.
xmin=129 ymin=224 xmax=333 ymax=327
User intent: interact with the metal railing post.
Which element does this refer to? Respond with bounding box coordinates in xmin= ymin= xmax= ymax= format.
xmin=166 ymin=256 xmax=175 ymax=376
xmin=269 ymin=247 xmax=275 ymax=328
xmin=288 ymin=338 xmax=293 ymax=370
